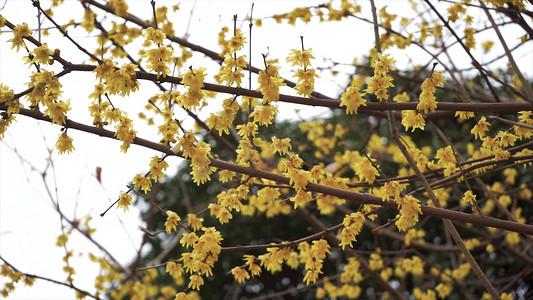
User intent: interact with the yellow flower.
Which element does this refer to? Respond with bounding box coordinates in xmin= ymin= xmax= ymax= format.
xmin=452 ymin=262 xmax=471 ymax=280
xmin=393 ymin=91 xmax=410 ymax=103
xmin=188 ymin=274 xmax=204 ymax=290
xmin=481 ymin=40 xmax=494 ymax=53
xmin=94 ymin=59 xmax=116 ymax=82
xmin=31 ymin=44 xmax=54 ymax=64
xmin=382 ymin=180 xmax=403 ymax=201
xmin=496 ymin=131 xmax=518 ymax=147
xmin=401 ymin=110 xmax=425 ymax=132
xmin=435 ymin=145 xmax=456 ymax=165
xmin=143 ymin=27 xmax=166 ymax=45
xmin=372 ymin=53 xmax=396 ymax=76
xmin=149 ymin=156 xmax=168 ymax=182
xmin=244 ymin=255 xmax=262 ymax=277
xmin=417 ymin=89 xmax=436 ymax=114
xmin=174 ymin=292 xmax=192 ymax=300
xmin=190 ymin=145 xmax=213 ymax=185
xmin=165 ymin=210 xmax=181 ymax=233
xmin=228 ymin=29 xmax=246 ymax=52
xmin=435 ymin=283 xmax=453 ymax=298
xmin=501 ymin=293 xmax=514 ymax=300
xmin=462 ymin=190 xmax=476 ymax=206
xmin=45 ymin=100 xmax=71 ymax=125
xmin=56 ymin=132 xmax=75 ymax=154
xmin=0 ymin=14 xmax=5 ymax=31
xmin=106 ymin=63 xmax=139 ymax=96
xmin=340 ymin=85 xmax=366 ymax=115
xmin=464 ymin=27 xmax=476 ymax=50
xmin=178 ymin=68 xmax=206 ymax=110
xmin=417 ymin=72 xmax=445 ymax=114
xmin=258 ymin=64 xmax=286 ymax=104
xmin=117 ymin=191 xmax=132 ymax=212
xmin=109 ymin=0 xmax=128 ymax=17
xmin=339 ymin=212 xmax=365 ymax=249
xmin=56 ymin=234 xmax=68 ymax=246
xmin=290 ymin=189 xmax=312 ymax=208
xmin=455 ymin=111 xmax=475 ymax=120
xmin=231 ymin=267 xmax=250 ymax=283
xmin=180 ymin=232 xmax=198 ymax=248
xmin=217 ymin=169 xmax=236 ymax=183
xmin=471 ymin=116 xmax=491 ymax=139
xmin=236 ymin=122 xmax=258 ymax=139
xmin=447 ymin=2 xmax=466 ymax=22
xmin=187 ymin=214 xmax=204 ymax=231
xmin=8 ymin=23 xmax=32 ymax=51
xmin=395 ymin=195 xmax=422 ymax=231
xmin=286 ymin=168 xmax=311 ymax=190
xmin=143 ymin=45 xmax=174 ymax=78
xmin=250 ymin=105 xmax=278 ymax=126
xmin=0 ymin=84 xmax=18 ymax=116
xmin=286 ymin=48 xmax=315 ymax=69
xmin=133 ymin=174 xmax=152 ymax=194
xmin=506 ymin=231 xmax=520 ymax=245
xmin=365 ymin=75 xmax=394 ymax=101
xmin=294 ymin=79 xmax=314 ymax=97
xmin=81 ymin=8 xmax=96 ymax=32
xmin=353 ymin=155 xmax=379 ymax=184
xmin=166 ymin=262 xmax=183 ymax=277
xmin=369 ymin=253 xmax=383 ymax=271
xmin=271 ymin=136 xmax=292 ymax=155
xmin=114 ymin=117 xmax=137 ymax=153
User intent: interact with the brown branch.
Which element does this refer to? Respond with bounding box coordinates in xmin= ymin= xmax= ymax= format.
xmin=63 ymin=62 xmax=533 ymax=114
xmin=82 ymin=0 xmax=332 ymax=100
xmin=31 ymin=0 xmax=102 ymax=64
xmin=422 ymin=0 xmax=502 ymax=104
xmin=221 ymin=223 xmax=344 ymax=252
xmin=0 ymin=257 xmax=101 ymax=300
xmin=5 ymin=106 xmax=533 ymax=235
xmin=480 ymin=1 xmax=533 ymax=101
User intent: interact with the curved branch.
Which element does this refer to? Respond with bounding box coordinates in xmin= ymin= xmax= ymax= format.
xmin=64 ymin=62 xmax=533 ymax=114
xmin=0 ymin=257 xmax=101 ymax=300
xmin=82 ymin=0 xmax=333 ymax=100
xmin=4 ymin=106 xmax=533 ymax=236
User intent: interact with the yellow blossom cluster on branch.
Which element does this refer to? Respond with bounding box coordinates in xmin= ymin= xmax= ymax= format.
xmin=1 ymin=1 xmax=533 ymax=299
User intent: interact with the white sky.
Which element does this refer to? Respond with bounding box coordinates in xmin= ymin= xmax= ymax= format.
xmin=0 ymin=0 xmax=531 ymax=299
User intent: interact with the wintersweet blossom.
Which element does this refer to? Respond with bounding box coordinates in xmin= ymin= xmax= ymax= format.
xmin=30 ymin=44 xmax=54 ymax=64
xmin=339 ymin=212 xmax=365 ymax=249
xmin=164 ymin=210 xmax=181 ymax=233
xmin=365 ymin=75 xmax=394 ymax=101
xmin=290 ymin=189 xmax=312 ymax=208
xmin=401 ymin=110 xmax=425 ymax=132
xmin=250 ymin=105 xmax=278 ymax=126
xmin=8 ymin=23 xmax=32 ymax=51
xmin=133 ymin=174 xmax=152 ymax=194
xmin=187 ymin=214 xmax=204 ymax=231
xmin=56 ymin=132 xmax=75 ymax=154
xmin=117 ymin=192 xmax=132 ymax=212
xmin=286 ymin=168 xmax=311 ymax=191
xmin=395 ymin=195 xmax=422 ymax=231
xmin=271 ymin=136 xmax=292 ymax=155
xmin=231 ymin=267 xmax=250 ymax=283
xmin=257 ymin=64 xmax=286 ymax=104
xmin=417 ymin=72 xmax=445 ymax=114
xmin=149 ymin=156 xmax=168 ymax=182
xmin=340 ymin=85 xmax=366 ymax=115
xmin=286 ymin=48 xmax=315 ymax=69
xmin=471 ymin=116 xmax=491 ymax=139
